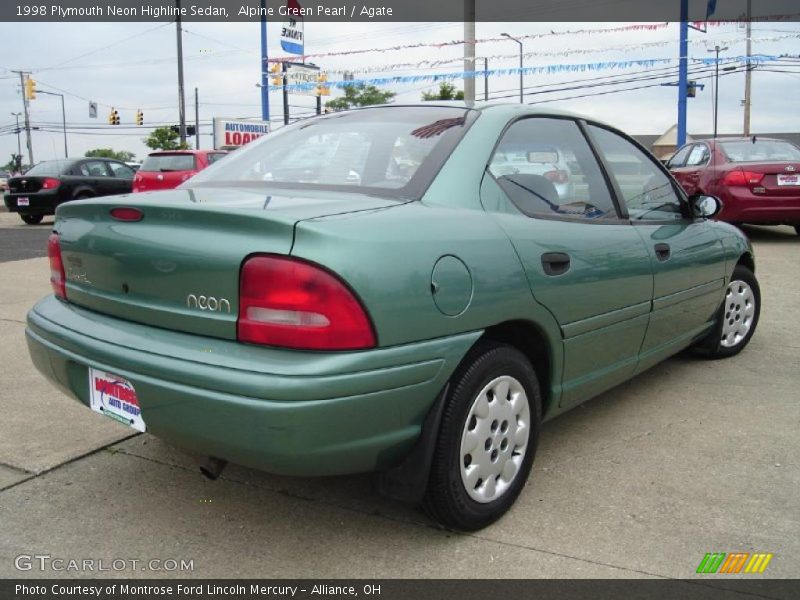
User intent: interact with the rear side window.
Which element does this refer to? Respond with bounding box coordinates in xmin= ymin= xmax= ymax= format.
xmin=141 ymin=154 xmax=196 ymax=172
xmin=488 ymin=118 xmax=618 ymax=220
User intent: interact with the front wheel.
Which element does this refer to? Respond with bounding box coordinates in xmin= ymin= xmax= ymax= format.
xmin=423 ymin=342 xmax=541 ymax=531
xmin=693 ymin=265 xmax=760 ymax=359
xmin=20 ymin=214 xmax=43 ymax=225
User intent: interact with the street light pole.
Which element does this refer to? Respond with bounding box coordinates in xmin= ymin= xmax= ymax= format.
xmin=501 ymin=33 xmax=523 ymax=104
xmin=708 ymin=45 xmax=728 ymax=139
xmin=38 ymin=90 xmax=68 ymax=157
xmin=10 ymin=112 xmax=22 ymax=158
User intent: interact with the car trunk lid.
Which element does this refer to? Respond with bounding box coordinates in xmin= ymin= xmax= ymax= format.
xmin=55 ymin=187 xmax=398 ymax=340
xmin=737 ymin=162 xmax=800 ymax=197
xmin=8 ymin=176 xmax=46 ymax=194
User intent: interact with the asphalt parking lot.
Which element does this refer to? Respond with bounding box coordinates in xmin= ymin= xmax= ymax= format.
xmin=0 ymin=211 xmax=798 ymax=581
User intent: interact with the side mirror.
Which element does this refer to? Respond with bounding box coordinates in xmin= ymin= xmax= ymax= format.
xmin=691 ymin=194 xmax=722 ymax=219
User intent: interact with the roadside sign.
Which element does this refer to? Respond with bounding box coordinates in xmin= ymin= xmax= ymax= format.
xmin=212 ymin=118 xmax=270 ymax=149
xmin=286 ymin=63 xmax=320 ymax=96
xmin=280 ymin=0 xmax=304 ymax=55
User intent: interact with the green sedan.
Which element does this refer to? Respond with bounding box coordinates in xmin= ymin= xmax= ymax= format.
xmin=27 ymin=104 xmax=760 ymax=530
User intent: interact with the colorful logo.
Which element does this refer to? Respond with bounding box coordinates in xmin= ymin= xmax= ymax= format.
xmin=696 ymin=552 xmax=774 ymax=574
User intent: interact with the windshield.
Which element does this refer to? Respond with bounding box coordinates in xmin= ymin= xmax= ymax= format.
xmin=141 ymin=154 xmax=196 ymax=172
xmin=721 ymin=140 xmax=800 ymax=163
xmin=25 ymin=160 xmax=72 ymax=177
xmin=185 ymin=106 xmax=477 ymax=199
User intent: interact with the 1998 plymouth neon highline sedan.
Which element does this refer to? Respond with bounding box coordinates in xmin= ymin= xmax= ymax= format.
xmin=27 ymin=104 xmax=760 ymax=530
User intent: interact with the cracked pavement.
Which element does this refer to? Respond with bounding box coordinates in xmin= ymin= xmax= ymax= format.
xmin=0 ymin=212 xmax=798 ymax=581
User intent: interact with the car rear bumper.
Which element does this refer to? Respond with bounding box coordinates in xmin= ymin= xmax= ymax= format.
xmin=26 ymin=295 xmax=480 ymax=476
xmin=4 ymin=191 xmax=59 ymax=214
xmin=718 ymin=187 xmax=800 ymax=224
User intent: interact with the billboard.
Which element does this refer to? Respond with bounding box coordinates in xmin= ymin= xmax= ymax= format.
xmin=213 ymin=118 xmax=270 ymax=149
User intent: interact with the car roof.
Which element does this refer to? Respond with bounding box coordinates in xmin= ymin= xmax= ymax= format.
xmin=147 ymin=149 xmax=225 ymax=156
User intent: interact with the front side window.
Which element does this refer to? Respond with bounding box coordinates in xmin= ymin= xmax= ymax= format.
xmin=185 ymin=106 xmax=477 ymax=200
xmin=108 ymin=162 xmax=134 ymax=178
xmin=589 ymin=125 xmax=685 ymax=222
xmin=667 ymin=145 xmax=692 ymax=169
xmin=488 ymin=118 xmax=618 ymax=220
xmin=80 ymin=161 xmax=111 ymax=177
xmin=686 ymin=144 xmax=710 ymax=167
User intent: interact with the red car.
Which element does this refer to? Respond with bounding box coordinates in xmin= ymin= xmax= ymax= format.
xmin=133 ymin=149 xmax=227 ymax=193
xmin=668 ymin=137 xmax=800 ymax=235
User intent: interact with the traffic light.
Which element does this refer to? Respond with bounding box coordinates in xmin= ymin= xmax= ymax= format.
xmin=270 ymin=63 xmax=283 ymax=86
xmin=316 ymin=72 xmax=330 ymax=96
xmin=687 ymin=80 xmax=697 ymax=98
xmin=109 ymin=108 xmax=120 ymax=125
xmin=24 ymin=77 xmax=36 ymax=101
xmin=135 ymin=109 xmax=143 ymax=126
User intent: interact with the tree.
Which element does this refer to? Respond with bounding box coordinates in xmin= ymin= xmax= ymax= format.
xmin=143 ymin=127 xmax=188 ymax=151
xmin=421 ymin=82 xmax=465 ymax=101
xmin=85 ymin=148 xmax=136 ymax=162
xmin=325 ymin=84 xmax=396 ymax=111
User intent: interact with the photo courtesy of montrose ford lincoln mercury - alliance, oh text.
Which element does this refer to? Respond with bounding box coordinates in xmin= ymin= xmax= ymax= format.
xmin=25 ymin=104 xmax=760 ymax=530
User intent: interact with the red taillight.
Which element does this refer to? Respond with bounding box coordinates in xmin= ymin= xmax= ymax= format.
xmin=237 ymin=256 xmax=376 ymax=351
xmin=544 ymin=170 xmax=569 ymax=184
xmin=110 ymin=207 xmax=144 ymax=221
xmin=47 ymin=233 xmax=67 ymax=300
xmin=42 ymin=177 xmax=61 ymax=190
xmin=723 ymin=170 xmax=764 ymax=187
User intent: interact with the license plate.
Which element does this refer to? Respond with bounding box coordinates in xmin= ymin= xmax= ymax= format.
xmin=17 ymin=197 xmax=29 ymax=206
xmin=88 ymin=368 xmax=146 ymax=432
xmin=777 ymin=174 xmax=800 ymax=186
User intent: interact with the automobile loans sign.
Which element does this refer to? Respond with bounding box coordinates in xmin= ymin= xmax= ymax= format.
xmin=213 ymin=118 xmax=270 ymax=149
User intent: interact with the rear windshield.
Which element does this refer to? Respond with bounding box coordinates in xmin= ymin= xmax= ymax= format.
xmin=141 ymin=154 xmax=196 ymax=172
xmin=184 ymin=106 xmax=477 ymax=199
xmin=25 ymin=160 xmax=72 ymax=176
xmin=720 ymin=140 xmax=800 ymax=163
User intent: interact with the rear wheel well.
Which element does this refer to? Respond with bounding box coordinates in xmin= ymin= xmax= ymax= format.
xmin=736 ymin=252 xmax=755 ymax=274
xmin=480 ymin=320 xmax=552 ymax=412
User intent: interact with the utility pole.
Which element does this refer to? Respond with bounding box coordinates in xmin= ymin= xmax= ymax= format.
xmin=502 ymin=33 xmax=523 ymax=104
xmin=743 ymin=0 xmax=752 ymax=136
xmin=708 ymin=45 xmax=728 ymax=138
xmin=13 ymin=71 xmax=34 ymax=166
xmin=194 ymin=87 xmax=200 ymax=149
xmin=484 ymin=57 xmax=489 ymax=101
xmin=175 ymin=0 xmax=187 ymax=146
xmin=463 ymin=0 xmax=475 ymax=102
xmin=10 ymin=112 xmax=22 ymax=158
xmin=260 ymin=0 xmax=270 ymax=122
xmin=282 ymin=62 xmax=289 ymax=125
xmin=677 ymin=0 xmax=689 ymax=148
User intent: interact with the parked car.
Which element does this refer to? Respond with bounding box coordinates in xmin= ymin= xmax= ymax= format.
xmin=4 ymin=158 xmax=135 ymax=225
xmin=133 ymin=150 xmax=227 ymax=193
xmin=0 ymin=170 xmax=10 ymax=192
xmin=27 ymin=105 xmax=759 ymax=530
xmin=126 ymin=162 xmax=142 ymax=172
xmin=668 ymin=137 xmax=800 ymax=234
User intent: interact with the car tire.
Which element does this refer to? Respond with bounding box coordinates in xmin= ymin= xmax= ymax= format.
xmin=693 ymin=265 xmax=760 ymax=359
xmin=20 ymin=214 xmax=43 ymax=225
xmin=423 ymin=342 xmax=541 ymax=531
xmin=794 ymin=225 xmax=800 ymax=236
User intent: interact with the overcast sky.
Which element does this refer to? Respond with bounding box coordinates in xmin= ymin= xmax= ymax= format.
xmin=0 ymin=19 xmax=798 ymax=163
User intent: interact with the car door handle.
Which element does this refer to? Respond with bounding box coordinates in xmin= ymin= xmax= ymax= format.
xmin=654 ymin=243 xmax=671 ymax=262
xmin=541 ymin=252 xmax=571 ymax=276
